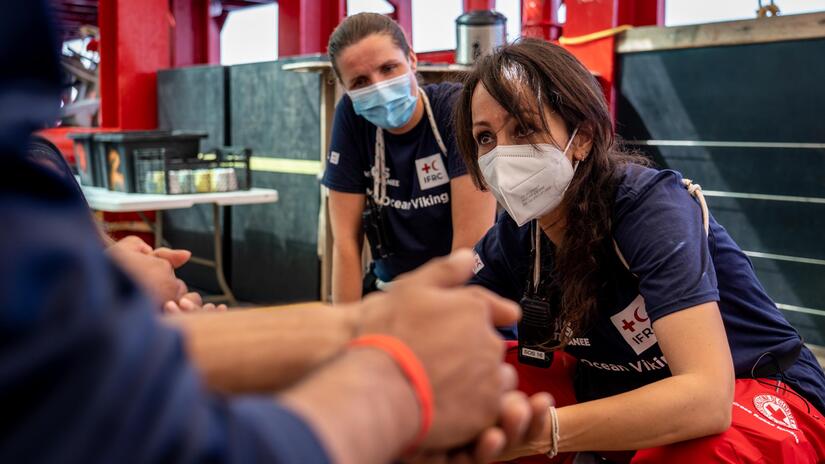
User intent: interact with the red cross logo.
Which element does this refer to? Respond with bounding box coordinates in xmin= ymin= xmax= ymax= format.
xmin=753 ymin=394 xmax=798 ymax=430
xmin=766 ymin=404 xmax=787 ymax=422
xmin=622 ymin=319 xmax=636 ymax=332
xmin=422 ymin=163 xmax=431 ymax=174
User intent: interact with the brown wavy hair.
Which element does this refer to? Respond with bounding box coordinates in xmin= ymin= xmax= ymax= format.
xmin=455 ymin=38 xmax=646 ymax=344
xmin=327 ymin=13 xmax=411 ymax=79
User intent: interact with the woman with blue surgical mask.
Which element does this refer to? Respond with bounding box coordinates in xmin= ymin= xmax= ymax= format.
xmin=323 ymin=13 xmax=496 ymax=303
xmin=455 ymin=39 xmax=825 ymax=462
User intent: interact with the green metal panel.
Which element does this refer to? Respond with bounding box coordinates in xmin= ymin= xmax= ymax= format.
xmin=156 ymin=65 xmax=228 ymax=294
xmin=228 ymin=56 xmax=324 ymax=303
xmin=617 ymin=38 xmax=825 ymax=344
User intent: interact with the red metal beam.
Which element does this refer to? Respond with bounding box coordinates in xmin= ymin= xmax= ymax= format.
xmin=278 ymin=0 xmax=345 ymax=57
xmin=170 ymin=0 xmax=221 ymax=66
xmin=464 ymin=0 xmax=494 ymax=12
xmin=417 ymin=49 xmax=455 ymax=64
xmin=386 ymin=0 xmax=413 ymax=49
xmin=99 ymin=0 xmax=171 ymax=129
xmin=618 ymin=0 xmax=665 ymax=28
xmin=522 ymin=0 xmax=561 ymax=41
xmin=221 ymin=0 xmax=273 ymax=8
xmin=562 ymin=0 xmax=663 ymax=118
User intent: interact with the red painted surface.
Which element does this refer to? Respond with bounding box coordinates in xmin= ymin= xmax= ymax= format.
xmin=206 ymin=11 xmax=220 ymax=64
xmin=464 ymin=0 xmax=495 ymax=12
xmin=99 ymin=0 xmax=171 ymax=130
xmin=100 ymin=211 xmax=157 ymax=245
xmin=170 ymin=0 xmax=220 ymax=67
xmin=417 ymin=49 xmax=456 ymax=64
xmin=618 ymin=0 xmax=665 ymax=28
xmin=522 ymin=0 xmax=562 ymax=41
xmin=562 ymin=0 xmax=663 ymax=118
xmin=504 ymin=341 xmax=578 ymax=464
xmin=386 ymin=0 xmax=413 ymax=49
xmin=37 ymin=126 xmax=120 ymax=165
xmin=278 ymin=0 xmax=345 ymax=57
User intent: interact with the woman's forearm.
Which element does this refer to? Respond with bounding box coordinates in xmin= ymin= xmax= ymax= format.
xmin=557 ymin=373 xmax=732 ymax=452
xmin=332 ymin=243 xmax=365 ymax=303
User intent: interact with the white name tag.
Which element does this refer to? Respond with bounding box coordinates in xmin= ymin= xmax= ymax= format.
xmin=521 ymin=348 xmax=546 ymax=360
xmin=610 ymin=294 xmax=657 ymax=355
xmin=329 ymin=150 xmax=340 ymax=165
xmin=415 ymin=154 xmax=449 ymax=190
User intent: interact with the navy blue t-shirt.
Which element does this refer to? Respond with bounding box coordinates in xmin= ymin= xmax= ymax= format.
xmin=0 ymin=154 xmax=330 ymax=463
xmin=1 ymin=4 xmax=328 ymax=459
xmin=470 ymin=166 xmax=825 ymax=413
xmin=322 ymin=82 xmax=467 ymax=281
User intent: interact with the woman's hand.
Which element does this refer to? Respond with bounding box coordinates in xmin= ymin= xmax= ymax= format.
xmin=408 ymin=391 xmax=554 ymax=463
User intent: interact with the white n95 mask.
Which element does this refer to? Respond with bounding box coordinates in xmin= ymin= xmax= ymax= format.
xmin=479 ymin=127 xmax=579 ymax=227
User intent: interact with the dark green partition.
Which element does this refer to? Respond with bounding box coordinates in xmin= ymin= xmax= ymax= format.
xmin=157 ymin=65 xmax=228 ymax=294
xmin=228 ymin=56 xmax=324 ymax=303
xmin=617 ymin=35 xmax=825 ymax=344
xmin=157 ymin=57 xmax=325 ymax=303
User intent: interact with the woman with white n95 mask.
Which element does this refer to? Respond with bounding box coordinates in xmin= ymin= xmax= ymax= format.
xmin=455 ymin=38 xmax=825 ymax=463
xmin=478 ymin=126 xmax=579 ymax=227
xmin=322 ymin=13 xmax=496 ymax=304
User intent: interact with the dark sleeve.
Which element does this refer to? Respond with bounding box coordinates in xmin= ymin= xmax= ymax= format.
xmin=612 ymin=169 xmax=720 ymax=322
xmin=467 ymin=212 xmax=527 ymax=302
xmin=321 ymin=95 xmax=368 ymax=194
xmin=0 ymin=194 xmax=329 ymax=463
xmin=432 ymin=83 xmax=468 ymax=179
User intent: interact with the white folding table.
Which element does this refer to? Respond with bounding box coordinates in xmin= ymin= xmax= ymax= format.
xmin=82 ymin=186 xmax=279 ymax=306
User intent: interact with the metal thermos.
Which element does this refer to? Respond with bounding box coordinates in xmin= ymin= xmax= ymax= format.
xmin=455 ymin=10 xmax=507 ymax=65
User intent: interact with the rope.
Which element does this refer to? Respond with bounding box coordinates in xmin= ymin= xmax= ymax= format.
xmin=558 ymin=25 xmax=634 ymax=46
xmin=613 ymin=178 xmax=710 ymax=273
xmin=420 ymin=89 xmax=448 ymax=155
xmin=373 ymin=87 xmax=447 ymax=207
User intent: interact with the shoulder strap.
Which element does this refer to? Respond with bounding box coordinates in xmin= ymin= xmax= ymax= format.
xmin=419 ymin=87 xmax=449 ymax=156
xmin=372 ymin=87 xmax=448 ymax=206
xmin=613 ymin=178 xmax=710 ymax=272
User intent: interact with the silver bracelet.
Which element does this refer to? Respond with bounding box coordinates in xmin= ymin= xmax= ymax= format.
xmin=546 ymin=406 xmax=560 ymax=458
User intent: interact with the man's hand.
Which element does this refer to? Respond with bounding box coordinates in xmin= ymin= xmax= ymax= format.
xmin=163 ymin=292 xmax=228 ymax=314
xmin=106 ymin=236 xmax=193 ymax=309
xmin=153 ymin=247 xmax=191 ymax=269
xmin=356 ymin=249 xmax=521 ymax=449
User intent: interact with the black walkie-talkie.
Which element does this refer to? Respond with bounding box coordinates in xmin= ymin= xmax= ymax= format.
xmin=362 ymin=196 xmax=395 ymax=260
xmin=517 ymin=222 xmax=559 ymax=368
xmin=518 ymin=295 xmax=555 ymax=367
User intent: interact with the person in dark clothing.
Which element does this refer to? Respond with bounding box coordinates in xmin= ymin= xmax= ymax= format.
xmin=456 ymin=39 xmax=825 ymax=462
xmin=0 ymin=3 xmax=552 ymax=463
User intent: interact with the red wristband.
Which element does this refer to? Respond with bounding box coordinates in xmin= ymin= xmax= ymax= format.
xmin=348 ymin=334 xmax=433 ymax=453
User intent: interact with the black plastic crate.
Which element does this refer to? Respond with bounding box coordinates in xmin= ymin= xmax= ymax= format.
xmin=134 ymin=146 xmax=252 ymax=195
xmin=214 ymin=146 xmax=252 ymax=191
xmin=92 ymin=131 xmax=206 ymax=192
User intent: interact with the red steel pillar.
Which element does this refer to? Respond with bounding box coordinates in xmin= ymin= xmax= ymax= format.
xmin=279 ymin=0 xmax=346 ymax=57
xmin=562 ymin=0 xmax=663 ymax=116
xmin=170 ymin=0 xmax=223 ymax=67
xmin=386 ymin=0 xmax=413 ymax=48
xmin=522 ymin=0 xmax=562 ymax=41
xmin=99 ymin=0 xmax=171 ymax=129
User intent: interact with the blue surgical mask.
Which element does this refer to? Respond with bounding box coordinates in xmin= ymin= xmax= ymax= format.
xmin=348 ymin=73 xmax=418 ymax=129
